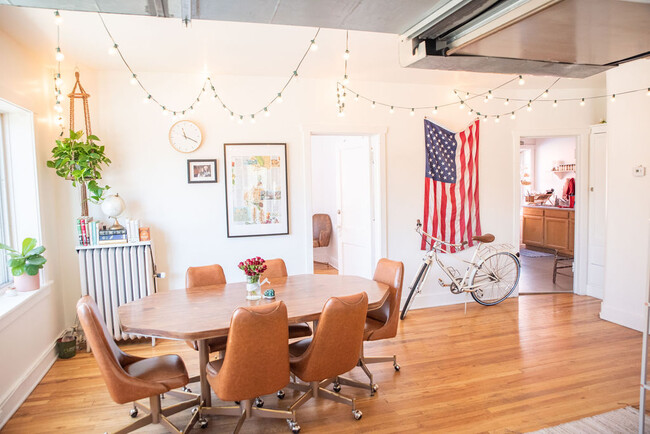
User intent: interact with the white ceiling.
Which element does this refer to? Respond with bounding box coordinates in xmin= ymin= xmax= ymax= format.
xmin=0 ymin=5 xmax=606 ymax=89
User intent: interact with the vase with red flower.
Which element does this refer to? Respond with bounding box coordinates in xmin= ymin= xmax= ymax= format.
xmin=238 ymin=257 xmax=267 ymax=300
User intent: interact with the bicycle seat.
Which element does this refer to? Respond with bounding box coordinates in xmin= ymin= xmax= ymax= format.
xmin=472 ymin=234 xmax=495 ymax=243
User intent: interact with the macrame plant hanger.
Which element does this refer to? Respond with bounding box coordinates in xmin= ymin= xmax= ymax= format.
xmin=68 ymin=71 xmax=92 ymax=216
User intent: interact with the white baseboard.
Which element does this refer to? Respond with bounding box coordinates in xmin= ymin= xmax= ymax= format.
xmin=600 ymin=303 xmax=644 ymax=332
xmin=328 ymin=255 xmax=339 ymax=270
xmin=0 ymin=340 xmax=59 ymax=429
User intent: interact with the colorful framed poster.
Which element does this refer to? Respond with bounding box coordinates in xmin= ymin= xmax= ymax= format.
xmin=224 ymin=143 xmax=289 ymax=237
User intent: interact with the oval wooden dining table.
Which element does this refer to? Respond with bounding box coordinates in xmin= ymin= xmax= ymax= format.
xmin=118 ymin=274 xmax=389 ymax=407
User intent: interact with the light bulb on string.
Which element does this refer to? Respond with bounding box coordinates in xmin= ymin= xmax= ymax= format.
xmin=495 ymin=115 xmax=500 ymax=123
xmin=130 ymin=74 xmax=138 ymax=85
xmin=410 ymin=108 xmax=415 ymax=116
xmin=55 ymin=116 xmax=64 ymax=127
xmin=54 ymin=10 xmax=62 ymax=25
xmin=188 ymin=105 xmax=194 ymax=113
xmin=54 ymin=102 xmax=62 ymax=113
xmin=511 ymin=112 xmax=516 ymax=120
xmin=250 ymin=115 xmax=256 ymax=124
xmin=504 ymin=98 xmax=509 ymax=106
xmin=56 ymin=92 xmax=63 ymax=102
xmin=55 ymin=73 xmax=63 ymax=86
xmin=55 ymin=47 xmax=64 ymax=62
xmin=229 ymin=112 xmax=235 ymax=120
xmin=553 ymin=100 xmax=558 ymax=108
xmin=195 ymin=97 xmax=201 ymax=106
xmin=238 ymin=116 xmax=243 ymax=124
xmin=264 ymin=107 xmax=270 ymax=117
xmin=542 ymin=89 xmax=549 ymax=98
xmin=342 ymin=75 xmax=349 ymax=85
xmin=180 ymin=111 xmax=186 ymax=119
xmin=468 ymin=109 xmax=473 ymax=116
xmin=466 ymin=92 xmax=470 ymax=98
xmin=340 ymin=92 xmax=346 ymax=102
xmin=459 ymin=101 xmax=465 ymax=109
xmin=310 ymin=39 xmax=318 ymax=51
xmin=483 ymin=115 xmax=488 ymax=122
xmin=488 ymin=90 xmax=493 ymax=99
xmin=161 ymin=107 xmax=168 ymax=116
xmin=108 ymin=44 xmax=118 ymax=55
xmin=389 ymin=106 xmax=394 ymax=114
xmin=371 ymin=101 xmax=376 ymax=109
xmin=580 ymin=98 xmax=585 ymax=106
xmin=527 ymin=101 xmax=532 ymax=112
xmin=172 ymin=112 xmax=178 ymax=121
xmin=343 ymin=49 xmax=350 ymax=60
xmin=277 ymin=93 xmax=283 ymax=103
xmin=354 ymin=94 xmax=359 ymax=102
xmin=222 ymin=104 xmax=229 ymax=112
xmin=293 ymin=70 xmax=298 ymax=80
xmin=518 ymin=75 xmax=525 ymax=85
xmin=611 ymin=94 xmax=616 ymax=102
xmin=143 ymin=95 xmax=151 ymax=104
xmin=484 ymin=95 xmax=489 ymax=103
xmin=338 ymin=110 xmax=345 ymax=118
xmin=211 ymin=92 xmax=217 ymax=100
xmin=432 ymin=106 xmax=438 ymax=115
xmin=647 ymin=88 xmax=650 ymax=96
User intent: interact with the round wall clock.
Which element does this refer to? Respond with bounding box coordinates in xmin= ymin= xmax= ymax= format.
xmin=169 ymin=120 xmax=203 ymax=153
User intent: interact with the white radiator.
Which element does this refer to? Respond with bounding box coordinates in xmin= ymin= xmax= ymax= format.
xmin=77 ymin=242 xmax=156 ymax=342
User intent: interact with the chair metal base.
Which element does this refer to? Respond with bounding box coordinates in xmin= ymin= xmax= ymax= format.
xmin=335 ymin=346 xmax=399 ymax=396
xmin=198 ymin=398 xmax=300 ymax=433
xmin=113 ymin=390 xmax=200 ymax=434
xmin=287 ymin=379 xmax=362 ymax=420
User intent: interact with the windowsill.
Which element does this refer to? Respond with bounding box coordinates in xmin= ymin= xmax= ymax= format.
xmin=0 ymin=280 xmax=53 ymax=332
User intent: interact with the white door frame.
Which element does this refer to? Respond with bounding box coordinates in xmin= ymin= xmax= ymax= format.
xmin=301 ymin=124 xmax=387 ymax=274
xmin=512 ymin=128 xmax=590 ymax=295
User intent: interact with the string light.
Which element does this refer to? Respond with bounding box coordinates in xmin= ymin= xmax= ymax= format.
xmin=483 ymin=115 xmax=488 ymax=121
xmin=56 ymin=92 xmax=63 ymax=102
xmin=527 ymin=101 xmax=532 ymax=111
xmin=371 ymin=101 xmax=376 ymax=109
xmin=611 ymin=94 xmax=616 ymax=102
xmin=161 ymin=106 xmax=168 ymax=116
xmin=511 ymin=112 xmax=516 ymax=120
xmin=55 ymin=47 xmax=64 ymax=61
xmin=54 ymin=102 xmax=62 ymax=113
xmin=238 ymin=115 xmax=243 ymax=124
xmin=484 ymin=95 xmax=489 ymax=103
xmin=495 ymin=115 xmax=500 ymax=123
xmin=504 ymin=98 xmax=509 ymax=106
xmin=488 ymin=90 xmax=493 ymax=99
xmin=518 ymin=75 xmax=525 ymax=85
xmin=108 ymin=43 xmax=118 ymax=55
xmin=354 ymin=94 xmax=359 ymax=102
xmin=459 ymin=101 xmax=465 ymax=109
xmin=310 ymin=39 xmax=318 ymax=51
xmin=130 ymin=74 xmax=138 ymax=85
xmin=250 ymin=114 xmax=256 ymax=123
xmin=277 ymin=93 xmax=283 ymax=103
xmin=172 ymin=112 xmax=178 ymax=121
xmin=410 ymin=108 xmax=415 ymax=116
xmin=229 ymin=111 xmax=235 ymax=120
xmin=54 ymin=10 xmax=62 ymax=25
xmin=542 ymin=89 xmax=549 ymax=98
xmin=553 ymin=100 xmax=558 ymax=108
xmin=342 ymin=74 xmax=349 ymax=85
xmin=468 ymin=109 xmax=473 ymax=116
xmin=432 ymin=106 xmax=438 ymax=115
xmin=264 ymin=107 xmax=270 ymax=117
xmin=343 ymin=49 xmax=350 ymax=60
xmin=647 ymin=88 xmax=650 ymax=96
xmin=55 ymin=73 xmax=63 ymax=86
xmin=389 ymin=106 xmax=394 ymax=114
xmin=580 ymin=98 xmax=585 ymax=106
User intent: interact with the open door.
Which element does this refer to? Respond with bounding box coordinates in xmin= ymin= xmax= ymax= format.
xmin=587 ymin=127 xmax=607 ymax=298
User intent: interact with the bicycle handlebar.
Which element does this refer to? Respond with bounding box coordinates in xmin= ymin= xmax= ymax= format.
xmin=415 ymin=219 xmax=468 ymax=249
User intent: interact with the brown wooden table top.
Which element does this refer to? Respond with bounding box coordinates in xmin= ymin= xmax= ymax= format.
xmin=118 ymin=274 xmax=389 ymax=341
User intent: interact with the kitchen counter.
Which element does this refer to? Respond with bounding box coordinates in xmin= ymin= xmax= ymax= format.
xmin=523 ymin=204 xmax=574 ymax=210
xmin=522 ymin=206 xmax=574 ymax=254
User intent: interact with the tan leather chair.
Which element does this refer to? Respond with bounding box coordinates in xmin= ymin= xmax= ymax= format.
xmin=261 ymin=258 xmax=312 ymax=340
xmin=286 ymin=292 xmax=368 ymax=421
xmin=335 ymin=258 xmax=404 ymax=396
xmin=76 ymin=296 xmax=199 ymax=433
xmin=185 ymin=264 xmax=228 ymax=385
xmin=199 ymin=301 xmax=300 ymax=433
xmin=312 ymin=214 xmax=332 ymax=248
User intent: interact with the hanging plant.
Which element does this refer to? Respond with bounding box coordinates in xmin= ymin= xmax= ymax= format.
xmin=47 ymin=129 xmax=111 ymax=203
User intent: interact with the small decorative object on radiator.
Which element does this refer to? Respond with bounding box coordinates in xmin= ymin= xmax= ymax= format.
xmin=139 ymin=227 xmax=151 ymax=241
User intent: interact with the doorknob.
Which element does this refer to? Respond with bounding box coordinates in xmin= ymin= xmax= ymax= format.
xmin=337 ymin=210 xmax=341 ymax=214
xmin=590 ymin=187 xmax=594 ymax=192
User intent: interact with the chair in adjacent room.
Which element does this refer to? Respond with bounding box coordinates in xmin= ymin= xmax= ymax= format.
xmin=286 ymin=292 xmax=368 ymax=421
xmin=185 ymin=264 xmax=228 ymax=384
xmin=261 ymin=258 xmax=312 ymax=340
xmin=335 ymin=258 xmax=404 ymax=396
xmin=198 ymin=301 xmax=300 ymax=433
xmin=312 ymin=214 xmax=332 ymax=248
xmin=76 ymin=296 xmax=199 ymax=434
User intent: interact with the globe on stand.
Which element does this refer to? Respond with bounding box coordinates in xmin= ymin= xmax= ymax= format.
xmin=101 ymin=194 xmax=126 ymax=230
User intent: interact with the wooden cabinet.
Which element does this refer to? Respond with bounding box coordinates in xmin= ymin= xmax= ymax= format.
xmin=522 ymin=207 xmax=574 ymax=255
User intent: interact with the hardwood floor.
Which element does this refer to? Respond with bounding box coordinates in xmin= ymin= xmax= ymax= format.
xmin=313 ymin=261 xmax=338 ymax=275
xmin=519 ymin=254 xmax=573 ymax=294
xmin=4 ymin=295 xmax=641 ymax=433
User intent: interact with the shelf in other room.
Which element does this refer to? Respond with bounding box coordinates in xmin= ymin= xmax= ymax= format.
xmin=75 ymin=240 xmax=152 ymax=250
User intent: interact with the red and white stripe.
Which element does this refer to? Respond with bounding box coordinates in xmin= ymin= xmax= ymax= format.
xmin=421 ymin=120 xmax=481 ymax=252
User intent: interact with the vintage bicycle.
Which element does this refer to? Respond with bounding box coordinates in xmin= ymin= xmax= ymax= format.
xmin=400 ymin=220 xmax=521 ymax=319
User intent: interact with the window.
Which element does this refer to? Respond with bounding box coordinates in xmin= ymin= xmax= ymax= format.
xmin=0 ymin=116 xmax=10 ymax=287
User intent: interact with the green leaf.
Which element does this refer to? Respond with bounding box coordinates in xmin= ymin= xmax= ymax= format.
xmin=25 ymin=264 xmax=40 ymax=276
xmin=11 ymin=265 xmax=25 ymax=276
xmin=26 ymin=256 xmax=46 ymax=266
xmin=0 ymin=243 xmax=17 ymax=253
xmin=46 ymin=161 xmax=55 ymax=168
xmin=88 ymin=135 xmax=99 ymax=141
xmin=8 ymin=258 xmax=25 ymax=268
xmin=21 ymin=238 xmax=37 ymax=256
xmin=26 ymin=246 xmax=45 ymax=256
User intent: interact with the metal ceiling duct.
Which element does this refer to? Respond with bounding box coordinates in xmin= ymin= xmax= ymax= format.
xmin=399 ymin=0 xmax=650 ymax=78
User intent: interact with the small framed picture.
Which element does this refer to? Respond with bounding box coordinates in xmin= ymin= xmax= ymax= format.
xmin=187 ymin=159 xmax=217 ymax=183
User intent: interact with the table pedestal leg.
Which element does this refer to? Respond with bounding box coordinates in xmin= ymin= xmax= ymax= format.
xmin=198 ymin=340 xmax=211 ymax=407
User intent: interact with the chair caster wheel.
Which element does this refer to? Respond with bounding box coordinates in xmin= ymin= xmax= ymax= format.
xmin=191 ymin=407 xmax=198 ymax=415
xmin=333 ymin=383 xmax=341 ymax=393
xmin=199 ymin=417 xmax=208 ymax=429
xmin=182 ymin=386 xmax=192 ymax=393
xmin=394 ymin=363 xmax=400 ymax=371
xmin=129 ymin=408 xmax=138 ymax=418
xmin=287 ymin=419 xmax=301 ymax=433
xmin=277 ymin=390 xmax=285 ymax=399
xmin=255 ymin=397 xmax=264 ymax=408
xmin=353 ymin=409 xmax=363 ymax=420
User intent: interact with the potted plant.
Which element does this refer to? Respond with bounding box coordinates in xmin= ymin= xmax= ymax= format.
xmin=0 ymin=238 xmax=47 ymax=291
xmin=46 ymin=129 xmax=111 ymax=215
xmin=238 ymin=257 xmax=267 ymax=300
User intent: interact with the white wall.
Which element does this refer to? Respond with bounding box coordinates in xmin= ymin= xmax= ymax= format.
xmin=600 ymin=59 xmax=650 ymax=331
xmin=533 ymin=137 xmax=576 ymax=195
xmin=0 ymin=28 xmax=66 ymax=427
xmin=310 ymin=136 xmax=339 ymax=268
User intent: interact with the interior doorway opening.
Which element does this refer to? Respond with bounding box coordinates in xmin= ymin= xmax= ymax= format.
xmin=518 ymin=136 xmax=577 ymax=294
xmin=310 ymin=134 xmax=382 ymax=279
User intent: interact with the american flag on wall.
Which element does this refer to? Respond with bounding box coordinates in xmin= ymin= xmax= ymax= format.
xmin=421 ymin=118 xmax=481 ymax=252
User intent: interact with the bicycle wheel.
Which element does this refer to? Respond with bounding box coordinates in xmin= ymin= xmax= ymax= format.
xmin=469 ymin=251 xmax=520 ymax=306
xmin=400 ymin=262 xmax=429 ymax=320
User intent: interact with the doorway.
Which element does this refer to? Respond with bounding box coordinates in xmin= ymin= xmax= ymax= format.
xmin=518 ymin=136 xmax=578 ymax=294
xmin=309 ymin=134 xmax=383 ymax=279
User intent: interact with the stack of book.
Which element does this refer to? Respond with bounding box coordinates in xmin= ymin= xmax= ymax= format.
xmin=77 ymin=217 xmax=99 ymax=246
xmin=76 ymin=217 xmax=150 ymax=247
xmin=125 ymin=219 xmax=141 ymax=243
xmin=98 ymin=228 xmax=127 ymax=245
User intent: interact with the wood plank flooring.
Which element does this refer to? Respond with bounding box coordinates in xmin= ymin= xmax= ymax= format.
xmin=519 ymin=255 xmax=573 ymax=294
xmin=3 ymin=295 xmax=641 ymax=433
xmin=313 ymin=261 xmax=338 ymax=275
